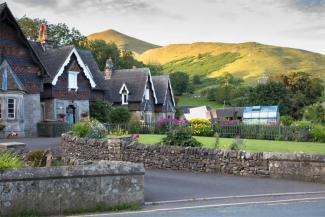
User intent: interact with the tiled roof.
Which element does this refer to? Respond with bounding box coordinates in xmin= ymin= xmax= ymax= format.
xmin=104 ymin=68 xmax=150 ymax=103
xmin=216 ymin=107 xmax=244 ymax=118
xmin=77 ymin=49 xmax=105 ymax=90
xmin=152 ymin=75 xmax=169 ymax=104
xmin=29 ymin=42 xmax=73 ymax=82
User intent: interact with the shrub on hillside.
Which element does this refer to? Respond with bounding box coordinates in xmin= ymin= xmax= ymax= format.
xmin=0 ymin=152 xmax=23 ymax=171
xmin=189 ymin=118 xmax=214 ymax=136
xmin=162 ymin=125 xmax=202 ymax=147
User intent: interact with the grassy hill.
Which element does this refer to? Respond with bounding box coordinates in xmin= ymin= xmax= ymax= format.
xmin=138 ymin=42 xmax=325 ymax=83
xmin=87 ymin=29 xmax=160 ymax=54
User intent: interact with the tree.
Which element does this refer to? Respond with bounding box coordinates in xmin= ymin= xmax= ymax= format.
xmin=192 ymin=75 xmax=201 ymax=85
xmin=17 ymin=16 xmax=85 ymax=46
xmin=303 ymin=103 xmax=325 ymax=124
xmin=170 ymin=72 xmax=189 ymax=96
xmin=146 ymin=64 xmax=163 ymax=76
xmin=246 ymin=81 xmax=292 ymax=115
xmin=89 ymin=101 xmax=112 ymax=123
xmin=281 ymin=71 xmax=324 ymax=118
xmin=108 ymin=107 xmax=131 ymax=124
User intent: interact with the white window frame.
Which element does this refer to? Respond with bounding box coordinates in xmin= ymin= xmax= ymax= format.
xmin=68 ymin=71 xmax=79 ymax=91
xmin=7 ymin=98 xmax=15 ymax=119
xmin=119 ymin=83 xmax=129 ymax=105
xmin=122 ymin=93 xmax=128 ymax=105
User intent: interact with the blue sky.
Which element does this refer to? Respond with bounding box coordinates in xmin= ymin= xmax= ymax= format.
xmin=3 ymin=0 xmax=325 ymax=54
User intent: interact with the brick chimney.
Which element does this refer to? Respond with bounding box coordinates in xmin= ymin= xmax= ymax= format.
xmin=104 ymin=57 xmax=114 ymax=80
xmin=37 ymin=23 xmax=48 ymax=50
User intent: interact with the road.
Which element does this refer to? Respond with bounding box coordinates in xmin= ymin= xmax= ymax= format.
xmin=76 ymin=169 xmax=325 ymax=217
xmin=0 ymin=137 xmax=61 ymax=151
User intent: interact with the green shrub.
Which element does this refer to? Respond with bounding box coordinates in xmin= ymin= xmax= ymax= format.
xmin=303 ymin=103 xmax=325 ymax=124
xmin=229 ymin=137 xmax=245 ymax=150
xmin=90 ymin=101 xmax=112 ymax=123
xmin=88 ymin=119 xmax=106 ymax=139
xmin=312 ymin=124 xmax=325 ymax=142
xmin=280 ymin=115 xmax=294 ymax=126
xmin=72 ymin=121 xmax=90 ymax=137
xmin=162 ymin=125 xmax=202 ymax=147
xmin=0 ymin=152 xmax=24 ymax=171
xmin=189 ymin=118 xmax=214 ymax=136
xmin=72 ymin=119 xmax=106 ymax=139
xmin=25 ymin=150 xmax=49 ymax=167
xmin=109 ymin=107 xmax=131 ymax=124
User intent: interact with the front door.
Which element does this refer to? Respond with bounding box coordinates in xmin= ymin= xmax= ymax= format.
xmin=66 ymin=105 xmax=76 ymax=125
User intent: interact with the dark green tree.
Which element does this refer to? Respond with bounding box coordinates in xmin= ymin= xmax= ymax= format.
xmin=246 ymin=81 xmax=292 ymax=115
xmin=108 ymin=107 xmax=131 ymax=124
xmin=89 ymin=101 xmax=112 ymax=123
xmin=170 ymin=71 xmax=190 ymax=96
xmin=192 ymin=75 xmax=201 ymax=85
xmin=17 ymin=16 xmax=85 ymax=46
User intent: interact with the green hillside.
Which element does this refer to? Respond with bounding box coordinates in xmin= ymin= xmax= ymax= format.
xmin=87 ymin=29 xmax=160 ymax=54
xmin=138 ymin=42 xmax=325 ymax=83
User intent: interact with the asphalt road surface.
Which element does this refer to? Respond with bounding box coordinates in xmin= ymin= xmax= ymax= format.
xmin=76 ymin=169 xmax=325 ymax=217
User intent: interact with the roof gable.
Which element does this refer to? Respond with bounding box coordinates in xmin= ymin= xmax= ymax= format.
xmin=0 ymin=59 xmax=25 ymax=91
xmin=51 ymin=48 xmax=96 ymax=88
xmin=104 ymin=68 xmax=157 ymax=103
xmin=152 ymin=75 xmax=175 ymax=106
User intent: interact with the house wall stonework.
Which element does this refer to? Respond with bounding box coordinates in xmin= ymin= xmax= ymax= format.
xmin=24 ymin=94 xmax=41 ymax=136
xmin=61 ymin=134 xmax=325 ymax=183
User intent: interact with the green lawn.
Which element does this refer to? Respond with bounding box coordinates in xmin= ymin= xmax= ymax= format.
xmin=138 ymin=134 xmax=325 ymax=154
xmin=177 ymin=96 xmax=223 ymax=108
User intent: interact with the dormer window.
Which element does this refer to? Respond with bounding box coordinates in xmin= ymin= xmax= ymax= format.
xmin=119 ymin=83 xmax=129 ymax=105
xmin=145 ymin=86 xmax=150 ymax=100
xmin=68 ymin=71 xmax=79 ymax=90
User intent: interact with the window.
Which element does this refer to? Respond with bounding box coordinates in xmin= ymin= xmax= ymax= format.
xmin=145 ymin=87 xmax=150 ymax=100
xmin=122 ymin=93 xmax=128 ymax=105
xmin=7 ymin=98 xmax=15 ymax=119
xmin=68 ymin=71 xmax=79 ymax=90
xmin=0 ymin=101 xmax=2 ymax=119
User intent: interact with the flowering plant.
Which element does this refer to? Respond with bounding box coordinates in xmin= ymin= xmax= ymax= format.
xmin=188 ymin=118 xmax=214 ymax=136
xmin=156 ymin=118 xmax=187 ymax=133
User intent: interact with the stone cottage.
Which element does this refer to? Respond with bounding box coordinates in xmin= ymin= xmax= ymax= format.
xmin=0 ymin=3 xmax=48 ymax=137
xmin=101 ymin=60 xmax=158 ymax=123
xmin=30 ymin=42 xmax=99 ymax=125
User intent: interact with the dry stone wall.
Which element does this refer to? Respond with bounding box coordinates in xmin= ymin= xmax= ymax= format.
xmin=61 ymin=133 xmax=325 ymax=183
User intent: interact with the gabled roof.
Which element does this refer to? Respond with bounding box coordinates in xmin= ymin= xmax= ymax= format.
xmin=216 ymin=107 xmax=244 ymax=118
xmin=77 ymin=49 xmax=105 ymax=90
xmin=104 ymin=68 xmax=157 ymax=103
xmin=0 ymin=3 xmax=48 ymax=77
xmin=0 ymin=59 xmax=25 ymax=92
xmin=29 ymin=42 xmax=96 ymax=88
xmin=152 ymin=75 xmax=175 ymax=106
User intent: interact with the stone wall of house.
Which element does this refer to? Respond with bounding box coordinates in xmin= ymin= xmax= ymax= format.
xmin=0 ymin=161 xmax=144 ymax=216
xmin=61 ymin=134 xmax=325 ymax=183
xmin=24 ymin=94 xmax=42 ymax=136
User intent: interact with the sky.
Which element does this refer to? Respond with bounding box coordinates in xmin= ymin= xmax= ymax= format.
xmin=3 ymin=0 xmax=325 ymax=54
